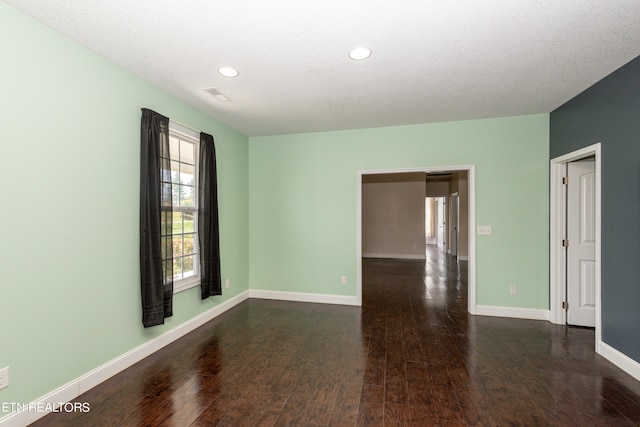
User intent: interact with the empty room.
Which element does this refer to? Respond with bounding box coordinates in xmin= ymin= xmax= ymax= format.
xmin=2 ymin=1 xmax=640 ymax=426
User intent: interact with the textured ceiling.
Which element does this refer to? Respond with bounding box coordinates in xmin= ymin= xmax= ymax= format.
xmin=5 ymin=0 xmax=640 ymax=136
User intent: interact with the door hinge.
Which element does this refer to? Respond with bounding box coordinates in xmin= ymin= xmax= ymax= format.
xmin=562 ymin=239 xmax=569 ymax=247
xmin=562 ymin=177 xmax=569 ymax=185
xmin=562 ymin=301 xmax=569 ymax=310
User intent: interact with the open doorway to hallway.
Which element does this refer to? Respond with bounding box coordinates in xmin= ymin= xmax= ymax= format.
xmin=358 ymin=167 xmax=473 ymax=311
xmin=361 ymin=171 xmax=469 ymax=261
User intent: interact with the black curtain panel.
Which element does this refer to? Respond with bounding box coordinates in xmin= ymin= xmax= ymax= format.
xmin=198 ymin=132 xmax=222 ymax=299
xmin=140 ymin=108 xmax=173 ymax=327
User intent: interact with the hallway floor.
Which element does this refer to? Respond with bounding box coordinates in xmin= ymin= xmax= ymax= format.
xmin=31 ymin=247 xmax=640 ymax=426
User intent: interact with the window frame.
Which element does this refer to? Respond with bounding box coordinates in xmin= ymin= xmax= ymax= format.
xmin=167 ymin=122 xmax=200 ymax=293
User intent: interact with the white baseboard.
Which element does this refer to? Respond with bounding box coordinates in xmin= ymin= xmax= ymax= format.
xmin=362 ymin=253 xmax=426 ymax=260
xmin=0 ymin=291 xmax=249 ymax=427
xmin=598 ymin=341 xmax=640 ymax=383
xmin=457 ymin=255 xmax=469 ymax=261
xmin=249 ymin=289 xmax=359 ymax=306
xmin=6 ymin=291 xmax=640 ymax=427
xmin=474 ymin=305 xmax=550 ymax=321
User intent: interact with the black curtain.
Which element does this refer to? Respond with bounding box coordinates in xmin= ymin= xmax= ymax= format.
xmin=198 ymin=132 xmax=222 ymax=299
xmin=140 ymin=108 xmax=173 ymax=327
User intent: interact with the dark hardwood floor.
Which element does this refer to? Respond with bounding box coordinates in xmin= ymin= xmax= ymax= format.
xmin=31 ymin=246 xmax=640 ymax=426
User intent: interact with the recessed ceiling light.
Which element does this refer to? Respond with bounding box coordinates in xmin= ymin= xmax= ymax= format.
xmin=218 ymin=67 xmax=239 ymax=78
xmin=349 ymin=47 xmax=372 ymax=61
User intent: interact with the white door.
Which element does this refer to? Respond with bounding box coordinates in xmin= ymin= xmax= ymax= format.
xmin=567 ymin=159 xmax=596 ymax=327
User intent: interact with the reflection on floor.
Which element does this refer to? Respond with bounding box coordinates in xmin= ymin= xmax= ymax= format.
xmin=31 ymin=246 xmax=640 ymax=426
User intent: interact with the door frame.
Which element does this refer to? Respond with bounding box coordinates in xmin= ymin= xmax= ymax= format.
xmin=449 ymin=193 xmax=459 ymax=257
xmin=357 ymin=165 xmax=476 ymax=314
xmin=436 ymin=196 xmax=446 ymax=252
xmin=550 ymin=143 xmax=601 ymax=350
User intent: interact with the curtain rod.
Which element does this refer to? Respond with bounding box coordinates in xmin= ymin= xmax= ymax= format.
xmin=140 ymin=107 xmax=202 ymax=135
xmin=170 ymin=119 xmax=201 ymax=135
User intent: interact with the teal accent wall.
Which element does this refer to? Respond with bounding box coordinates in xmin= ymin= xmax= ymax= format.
xmin=551 ymin=55 xmax=640 ymax=362
xmin=249 ymin=115 xmax=550 ymax=308
xmin=0 ymin=2 xmax=249 ymax=408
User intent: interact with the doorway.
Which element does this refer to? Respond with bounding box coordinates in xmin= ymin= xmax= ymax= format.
xmin=357 ymin=165 xmax=476 ymax=314
xmin=425 ymin=197 xmax=436 ymax=245
xmin=550 ymin=144 xmax=601 ymax=349
xmin=425 ymin=196 xmax=449 ymax=250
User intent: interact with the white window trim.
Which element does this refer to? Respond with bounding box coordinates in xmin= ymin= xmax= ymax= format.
xmin=169 ymin=121 xmax=200 ymax=294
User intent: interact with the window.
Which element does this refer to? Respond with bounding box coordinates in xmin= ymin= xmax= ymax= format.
xmin=164 ymin=124 xmax=200 ymax=292
xmin=141 ymin=108 xmax=220 ymax=327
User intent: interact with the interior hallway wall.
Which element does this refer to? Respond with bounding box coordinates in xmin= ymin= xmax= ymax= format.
xmin=362 ymin=172 xmax=427 ymax=259
xmin=454 ymin=172 xmax=470 ymax=260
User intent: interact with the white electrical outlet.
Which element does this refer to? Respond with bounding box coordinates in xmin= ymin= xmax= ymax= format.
xmin=225 ymin=279 xmax=230 ymax=289
xmin=0 ymin=367 xmax=9 ymax=390
xmin=341 ymin=275 xmax=347 ymax=285
xmin=510 ymin=284 xmax=518 ymax=295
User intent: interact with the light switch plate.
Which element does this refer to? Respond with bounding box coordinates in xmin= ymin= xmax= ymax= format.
xmin=478 ymin=225 xmax=493 ymax=235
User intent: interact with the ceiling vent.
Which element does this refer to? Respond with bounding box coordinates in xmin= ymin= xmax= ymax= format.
xmin=204 ymin=87 xmax=231 ymax=102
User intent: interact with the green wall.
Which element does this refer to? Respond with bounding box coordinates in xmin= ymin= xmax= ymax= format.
xmin=249 ymin=115 xmax=550 ymax=308
xmin=0 ymin=2 xmax=249 ymax=408
xmin=0 ymin=0 xmax=552 ymax=414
